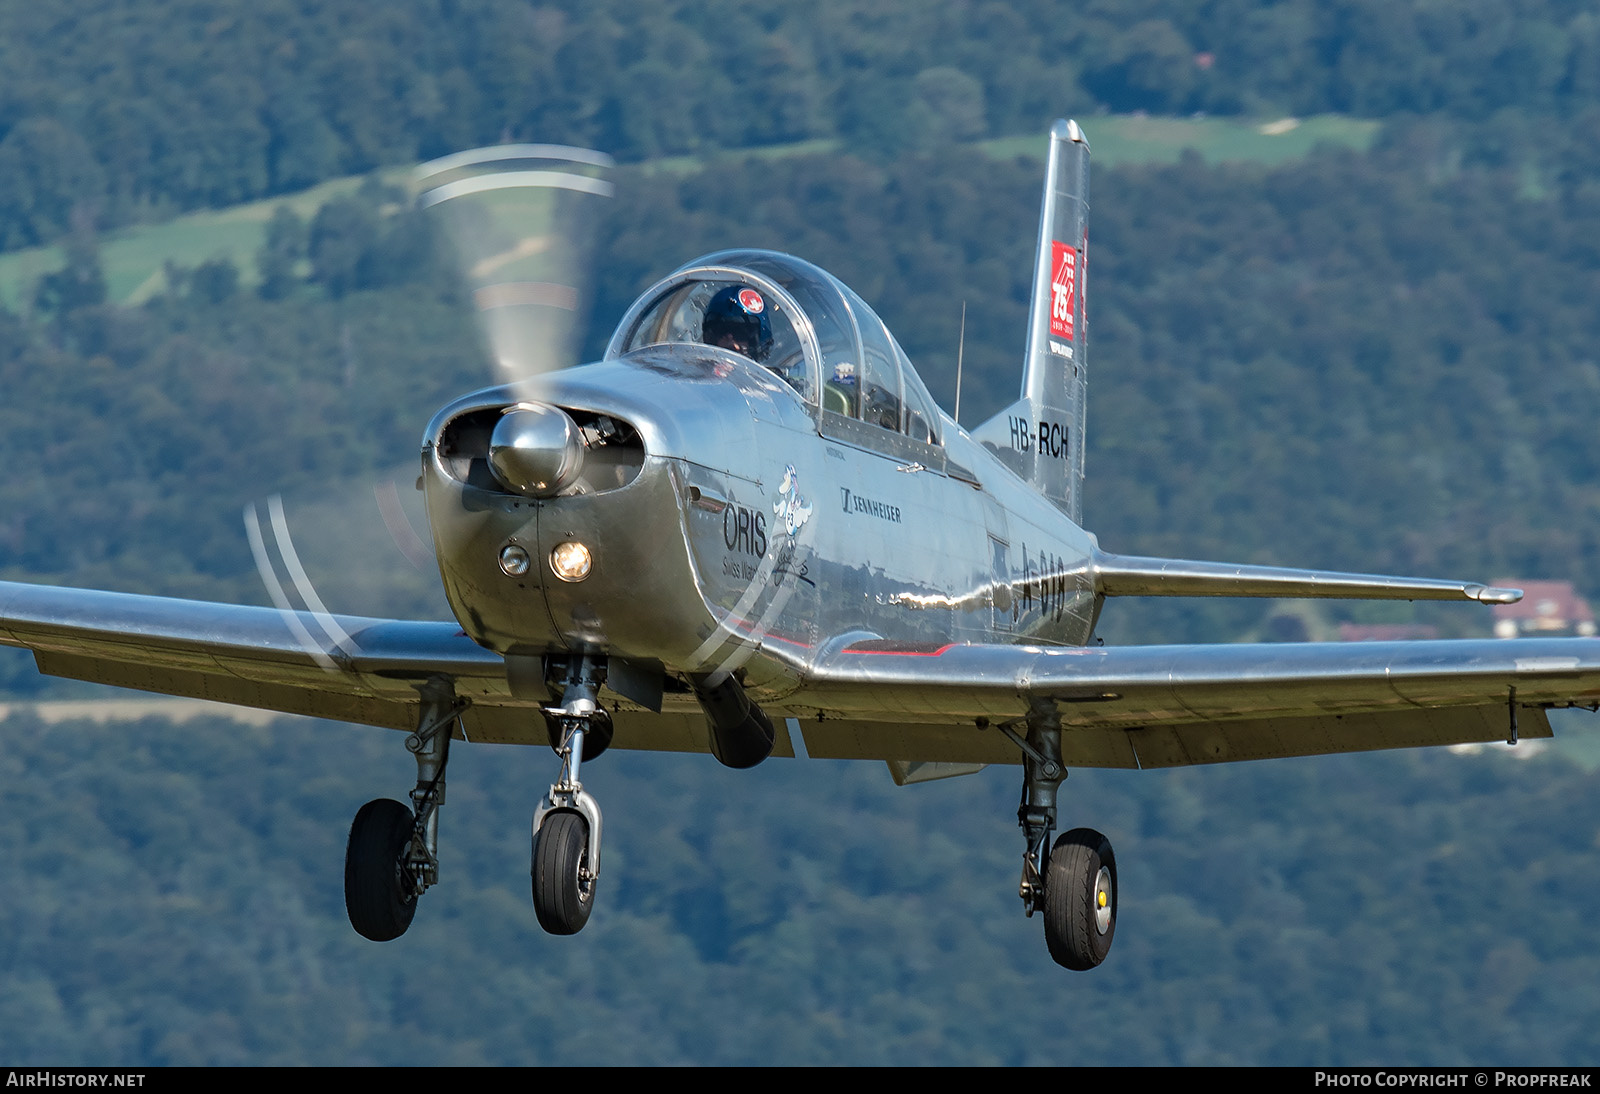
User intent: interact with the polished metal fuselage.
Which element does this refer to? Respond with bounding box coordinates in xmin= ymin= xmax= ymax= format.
xmin=422 ymin=345 xmax=1100 ymax=704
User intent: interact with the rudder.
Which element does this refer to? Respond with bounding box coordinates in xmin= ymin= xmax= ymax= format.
xmin=974 ymin=119 xmax=1090 ymax=522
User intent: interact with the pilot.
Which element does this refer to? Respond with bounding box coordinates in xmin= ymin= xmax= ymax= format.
xmin=702 ymin=285 xmax=773 ymax=363
xmin=825 ymin=361 xmax=858 ymax=416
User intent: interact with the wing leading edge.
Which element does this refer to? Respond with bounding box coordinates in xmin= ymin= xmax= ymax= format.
xmin=789 ymin=637 xmax=1599 ymax=769
xmin=0 ymin=580 xmax=504 ymax=731
xmin=4 ymin=580 xmax=1593 ymax=771
xmin=0 ymin=580 xmax=774 ymax=754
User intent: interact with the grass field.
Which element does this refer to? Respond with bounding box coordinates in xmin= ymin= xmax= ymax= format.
xmin=0 ymin=114 xmax=1381 ymax=311
xmin=0 ymin=169 xmax=409 ymax=310
xmin=981 ymin=113 xmax=1380 ymax=166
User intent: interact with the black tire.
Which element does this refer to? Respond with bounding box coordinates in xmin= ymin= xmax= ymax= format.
xmin=345 ymin=798 xmax=419 ymax=942
xmin=1044 ymin=827 xmax=1116 ymax=971
xmin=532 ymin=811 xmax=595 ymax=935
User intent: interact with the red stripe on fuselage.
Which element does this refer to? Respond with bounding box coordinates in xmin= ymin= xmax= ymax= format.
xmin=845 ymin=643 xmax=958 ymax=657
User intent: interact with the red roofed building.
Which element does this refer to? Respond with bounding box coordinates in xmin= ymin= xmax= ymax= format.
xmin=1491 ymin=580 xmax=1596 ymax=638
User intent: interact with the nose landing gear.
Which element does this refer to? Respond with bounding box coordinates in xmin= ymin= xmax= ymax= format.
xmin=531 ymin=655 xmax=607 ymax=935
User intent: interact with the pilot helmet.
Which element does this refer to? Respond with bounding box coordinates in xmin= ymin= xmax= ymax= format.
xmin=702 ymin=285 xmax=773 ymax=362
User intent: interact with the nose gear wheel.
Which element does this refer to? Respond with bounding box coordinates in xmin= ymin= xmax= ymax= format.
xmin=532 ymin=811 xmax=596 ymax=934
xmin=530 ymin=654 xmax=608 ymax=936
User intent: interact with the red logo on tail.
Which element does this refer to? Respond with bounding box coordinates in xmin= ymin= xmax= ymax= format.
xmin=1049 ymin=241 xmax=1076 ymax=341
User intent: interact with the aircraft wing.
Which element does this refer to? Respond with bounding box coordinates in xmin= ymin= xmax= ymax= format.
xmin=790 ymin=638 xmax=1600 ymax=770
xmin=0 ymin=580 xmax=751 ymax=753
xmin=6 ymin=579 xmax=1597 ymax=770
xmin=0 ymin=580 xmax=511 ymax=731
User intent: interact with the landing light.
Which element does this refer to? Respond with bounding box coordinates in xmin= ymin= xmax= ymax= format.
xmin=499 ymin=544 xmax=531 ymax=577
xmin=550 ymin=541 xmax=592 ymax=582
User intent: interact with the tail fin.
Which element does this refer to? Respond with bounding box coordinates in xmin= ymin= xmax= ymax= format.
xmin=973 ymin=119 xmax=1089 ymax=522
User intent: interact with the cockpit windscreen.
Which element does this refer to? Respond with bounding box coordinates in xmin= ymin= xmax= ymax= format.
xmin=616 ymin=279 xmax=811 ymax=399
xmin=607 ymin=250 xmax=942 ymax=447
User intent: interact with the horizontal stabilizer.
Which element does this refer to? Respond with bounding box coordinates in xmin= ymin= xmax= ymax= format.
xmin=1091 ymin=551 xmax=1522 ymax=604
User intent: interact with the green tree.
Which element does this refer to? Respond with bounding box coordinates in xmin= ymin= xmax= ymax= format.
xmin=32 ymin=222 xmax=107 ymax=319
xmin=191 ymin=257 xmax=240 ymax=305
xmin=0 ymin=117 xmax=107 ymax=249
xmin=910 ymin=67 xmax=989 ymax=143
xmin=308 ymin=196 xmax=380 ymax=298
xmin=256 ymin=205 xmax=307 ymax=301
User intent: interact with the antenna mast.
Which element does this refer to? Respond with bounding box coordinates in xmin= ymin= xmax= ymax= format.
xmin=953 ymin=301 xmax=966 ymax=426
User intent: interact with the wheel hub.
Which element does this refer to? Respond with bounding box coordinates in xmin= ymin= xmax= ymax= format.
xmin=1093 ymin=866 xmax=1113 ymax=934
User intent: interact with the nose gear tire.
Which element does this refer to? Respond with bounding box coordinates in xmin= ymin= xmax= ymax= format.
xmin=532 ymin=811 xmax=596 ymax=935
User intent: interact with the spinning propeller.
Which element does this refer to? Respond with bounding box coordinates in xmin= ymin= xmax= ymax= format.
xmin=246 ymin=146 xmax=614 ymax=646
xmin=415 ymin=144 xmax=615 ymax=391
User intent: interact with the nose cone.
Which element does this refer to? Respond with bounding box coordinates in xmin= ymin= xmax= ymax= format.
xmin=488 ymin=403 xmax=585 ymax=497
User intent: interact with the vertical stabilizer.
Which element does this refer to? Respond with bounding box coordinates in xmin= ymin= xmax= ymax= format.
xmin=974 ymin=120 xmax=1089 ymax=521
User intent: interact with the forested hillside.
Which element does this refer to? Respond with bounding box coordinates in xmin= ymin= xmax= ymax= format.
xmin=4 ymin=0 xmax=1600 ymax=1068
xmin=5 ymin=1 xmax=1600 ymax=248
xmin=4 ymin=707 xmax=1597 ymax=1065
xmin=6 ymin=116 xmax=1599 ymax=643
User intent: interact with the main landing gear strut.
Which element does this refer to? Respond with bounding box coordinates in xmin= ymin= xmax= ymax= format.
xmin=344 ymin=668 xmax=1114 ymax=968
xmin=345 ymin=676 xmax=466 ymax=942
xmin=1005 ymin=703 xmax=1117 ymax=971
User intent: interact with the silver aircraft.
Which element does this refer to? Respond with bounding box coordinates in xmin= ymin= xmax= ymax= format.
xmin=1 ymin=122 xmax=1595 ymax=971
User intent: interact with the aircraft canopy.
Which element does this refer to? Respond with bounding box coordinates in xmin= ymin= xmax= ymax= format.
xmin=605 ymin=249 xmax=943 ymax=445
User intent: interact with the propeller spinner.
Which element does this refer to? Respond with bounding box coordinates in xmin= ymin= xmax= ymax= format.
xmin=486 ymin=401 xmax=586 ymax=497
